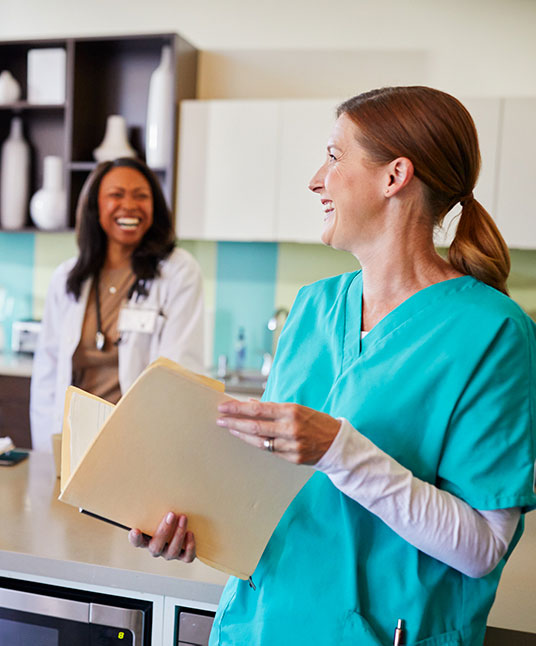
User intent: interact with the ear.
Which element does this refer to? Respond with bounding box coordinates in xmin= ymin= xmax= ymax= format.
xmin=384 ymin=157 xmax=414 ymax=198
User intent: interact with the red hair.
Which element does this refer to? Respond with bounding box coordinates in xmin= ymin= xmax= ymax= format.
xmin=337 ymin=87 xmax=510 ymax=294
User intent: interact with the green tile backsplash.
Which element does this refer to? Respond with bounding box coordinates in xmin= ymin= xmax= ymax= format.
xmin=0 ymin=232 xmax=534 ymax=369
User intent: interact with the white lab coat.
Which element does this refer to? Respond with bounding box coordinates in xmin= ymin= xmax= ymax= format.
xmin=30 ymin=247 xmax=205 ymax=452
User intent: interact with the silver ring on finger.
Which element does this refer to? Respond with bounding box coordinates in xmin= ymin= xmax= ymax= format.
xmin=263 ymin=437 xmax=275 ymax=452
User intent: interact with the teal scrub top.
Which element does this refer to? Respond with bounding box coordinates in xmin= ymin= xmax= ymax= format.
xmin=210 ymin=272 xmax=536 ymax=646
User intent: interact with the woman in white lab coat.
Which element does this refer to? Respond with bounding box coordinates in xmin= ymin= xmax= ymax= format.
xmin=30 ymin=157 xmax=204 ymax=453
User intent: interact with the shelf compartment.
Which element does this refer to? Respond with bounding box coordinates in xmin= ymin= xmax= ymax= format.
xmin=0 ymin=39 xmax=68 ymax=104
xmin=0 ymin=110 xmax=65 ymax=229
xmin=70 ymin=37 xmax=177 ymax=165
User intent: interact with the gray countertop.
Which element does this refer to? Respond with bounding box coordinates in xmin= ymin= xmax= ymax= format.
xmin=0 ymin=432 xmax=534 ymax=632
xmin=0 ymin=452 xmax=228 ymax=604
xmin=0 ymin=351 xmax=33 ymax=378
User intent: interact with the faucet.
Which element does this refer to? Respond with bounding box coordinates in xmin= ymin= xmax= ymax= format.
xmin=267 ymin=307 xmax=289 ymax=359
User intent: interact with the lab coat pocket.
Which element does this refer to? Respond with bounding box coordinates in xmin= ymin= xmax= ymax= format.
xmin=412 ymin=630 xmax=461 ymax=646
xmin=340 ymin=611 xmax=385 ymax=646
xmin=341 ymin=612 xmax=461 ymax=646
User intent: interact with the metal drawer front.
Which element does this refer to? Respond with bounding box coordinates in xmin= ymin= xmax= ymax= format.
xmin=178 ymin=611 xmax=214 ymax=646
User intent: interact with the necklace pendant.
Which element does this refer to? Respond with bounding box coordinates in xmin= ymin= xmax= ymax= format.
xmin=95 ymin=331 xmax=106 ymax=351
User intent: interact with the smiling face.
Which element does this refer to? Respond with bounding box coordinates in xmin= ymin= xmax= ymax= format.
xmin=308 ymin=113 xmax=386 ymax=253
xmin=97 ymin=166 xmax=154 ymax=254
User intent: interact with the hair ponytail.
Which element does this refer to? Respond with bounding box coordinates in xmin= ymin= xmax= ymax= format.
xmin=448 ymin=197 xmax=510 ymax=295
xmin=338 ymin=86 xmax=512 ymax=295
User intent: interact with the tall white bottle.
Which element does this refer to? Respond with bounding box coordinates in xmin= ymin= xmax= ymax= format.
xmin=0 ymin=117 xmax=30 ymax=230
xmin=145 ymin=45 xmax=174 ymax=168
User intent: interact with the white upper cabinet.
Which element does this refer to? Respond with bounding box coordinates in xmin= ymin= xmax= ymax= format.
xmin=434 ymin=97 xmax=502 ymax=247
xmin=177 ymin=97 xmax=536 ymax=248
xmin=177 ymin=100 xmax=279 ymax=241
xmin=495 ymin=98 xmax=536 ymax=249
xmin=275 ymin=100 xmax=339 ymax=243
xmin=176 ymin=99 xmax=340 ymax=242
xmin=176 ymin=101 xmax=210 ymax=240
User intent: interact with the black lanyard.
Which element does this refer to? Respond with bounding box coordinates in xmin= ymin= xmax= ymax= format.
xmin=94 ymin=273 xmax=149 ymax=351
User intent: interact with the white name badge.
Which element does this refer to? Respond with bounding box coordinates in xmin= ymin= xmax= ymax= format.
xmin=117 ymin=306 xmax=159 ymax=334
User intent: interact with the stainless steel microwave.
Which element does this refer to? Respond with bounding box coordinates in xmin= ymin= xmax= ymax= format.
xmin=0 ymin=577 xmax=151 ymax=645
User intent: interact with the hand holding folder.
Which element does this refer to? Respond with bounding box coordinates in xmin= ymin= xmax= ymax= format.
xmin=128 ymin=510 xmax=197 ymax=564
xmin=59 ymin=357 xmax=312 ymax=579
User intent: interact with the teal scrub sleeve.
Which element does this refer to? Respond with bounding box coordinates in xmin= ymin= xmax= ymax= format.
xmin=438 ymin=315 xmax=536 ymax=512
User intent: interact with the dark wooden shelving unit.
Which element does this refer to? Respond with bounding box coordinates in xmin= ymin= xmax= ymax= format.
xmin=69 ymin=162 xmax=97 ymax=171
xmin=0 ymin=33 xmax=198 ymax=231
xmin=0 ymin=103 xmax=66 ymax=111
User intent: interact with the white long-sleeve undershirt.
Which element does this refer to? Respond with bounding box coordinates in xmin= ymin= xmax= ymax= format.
xmin=314 ymin=418 xmax=521 ymax=578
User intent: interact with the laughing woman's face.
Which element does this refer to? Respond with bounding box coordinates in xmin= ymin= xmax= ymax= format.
xmin=308 ymin=113 xmax=386 ymax=254
xmin=97 ymin=166 xmax=154 ymax=253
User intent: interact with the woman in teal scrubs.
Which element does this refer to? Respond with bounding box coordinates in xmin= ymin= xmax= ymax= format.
xmin=130 ymin=87 xmax=536 ymax=646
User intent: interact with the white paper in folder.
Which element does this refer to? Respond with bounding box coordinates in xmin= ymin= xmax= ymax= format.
xmin=68 ymin=392 xmax=114 ymax=473
xmin=59 ymin=357 xmax=313 ymax=579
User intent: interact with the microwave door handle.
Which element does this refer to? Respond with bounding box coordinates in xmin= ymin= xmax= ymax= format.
xmin=0 ymin=588 xmax=89 ymax=622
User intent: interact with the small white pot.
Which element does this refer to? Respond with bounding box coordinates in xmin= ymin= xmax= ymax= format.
xmin=93 ymin=115 xmax=137 ymax=162
xmin=0 ymin=70 xmax=21 ymax=104
xmin=30 ymin=156 xmax=68 ymax=230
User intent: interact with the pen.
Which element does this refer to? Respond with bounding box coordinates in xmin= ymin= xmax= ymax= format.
xmin=79 ymin=508 xmax=152 ymax=541
xmin=393 ymin=618 xmax=406 ymax=646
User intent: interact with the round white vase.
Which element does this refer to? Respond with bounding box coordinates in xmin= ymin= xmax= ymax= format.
xmin=0 ymin=71 xmax=21 ymax=104
xmin=93 ymin=115 xmax=136 ymax=162
xmin=0 ymin=117 xmax=30 ymax=230
xmin=145 ymin=45 xmax=174 ymax=168
xmin=30 ymin=156 xmax=68 ymax=230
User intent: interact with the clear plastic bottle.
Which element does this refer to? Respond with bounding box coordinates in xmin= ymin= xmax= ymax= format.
xmin=235 ymin=327 xmax=246 ymax=372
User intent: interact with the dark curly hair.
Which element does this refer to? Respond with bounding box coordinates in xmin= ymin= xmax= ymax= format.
xmin=66 ymin=157 xmax=176 ymax=299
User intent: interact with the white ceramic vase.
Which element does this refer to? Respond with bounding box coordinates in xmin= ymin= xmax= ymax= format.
xmin=0 ymin=71 xmax=21 ymax=104
xmin=145 ymin=45 xmax=174 ymax=168
xmin=0 ymin=117 xmax=30 ymax=230
xmin=93 ymin=115 xmax=136 ymax=162
xmin=30 ymin=156 xmax=67 ymax=230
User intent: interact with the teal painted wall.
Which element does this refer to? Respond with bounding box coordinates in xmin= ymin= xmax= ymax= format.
xmin=0 ymin=233 xmax=35 ymax=349
xmin=1 ymin=231 xmax=535 ymax=371
xmin=213 ymin=242 xmax=278 ymax=371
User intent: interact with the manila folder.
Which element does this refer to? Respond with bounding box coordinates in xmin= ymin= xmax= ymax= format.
xmin=59 ymin=357 xmax=312 ymax=579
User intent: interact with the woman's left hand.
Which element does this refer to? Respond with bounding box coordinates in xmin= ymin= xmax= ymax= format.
xmin=217 ymin=400 xmax=340 ymax=465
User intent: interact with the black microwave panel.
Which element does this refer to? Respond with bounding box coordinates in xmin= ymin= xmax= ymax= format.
xmin=0 ymin=613 xmax=136 ymax=645
xmin=0 ymin=608 xmax=89 ymax=645
xmin=0 ymin=616 xmax=59 ymax=646
xmin=90 ymin=623 xmax=134 ymax=646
